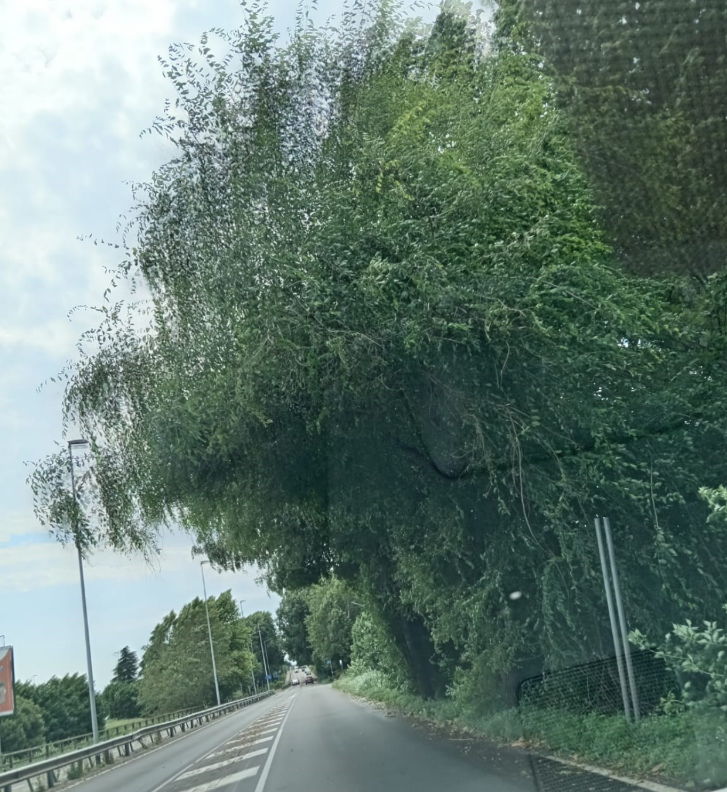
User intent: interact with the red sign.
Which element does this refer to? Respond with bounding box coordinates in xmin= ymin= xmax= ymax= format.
xmin=0 ymin=647 xmax=15 ymax=717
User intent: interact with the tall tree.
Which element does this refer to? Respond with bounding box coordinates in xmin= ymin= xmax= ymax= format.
xmin=277 ymin=591 xmax=313 ymax=666
xmin=113 ymin=647 xmax=139 ymax=683
xmin=305 ymin=579 xmax=357 ymax=670
xmin=244 ymin=612 xmax=283 ymax=684
xmin=99 ymin=680 xmax=141 ymax=720
xmin=138 ymin=591 xmax=254 ymax=713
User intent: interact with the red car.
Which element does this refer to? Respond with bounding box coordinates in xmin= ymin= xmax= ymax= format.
xmin=304 ymin=674 xmax=315 ymax=684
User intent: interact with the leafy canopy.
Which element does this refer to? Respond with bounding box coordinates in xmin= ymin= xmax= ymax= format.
xmin=33 ymin=0 xmax=727 ymax=698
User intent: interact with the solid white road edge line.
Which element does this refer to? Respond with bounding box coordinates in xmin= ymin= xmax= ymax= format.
xmin=253 ymin=693 xmax=298 ymax=792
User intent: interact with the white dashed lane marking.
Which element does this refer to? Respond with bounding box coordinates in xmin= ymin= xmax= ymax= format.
xmin=179 ymin=765 xmax=260 ymax=792
xmin=177 ymin=749 xmax=269 ymax=780
xmin=208 ymin=735 xmax=274 ymax=758
xmin=163 ymin=699 xmax=295 ymax=792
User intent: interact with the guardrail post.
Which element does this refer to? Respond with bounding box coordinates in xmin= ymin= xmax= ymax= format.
xmin=46 ymin=768 xmax=56 ymax=788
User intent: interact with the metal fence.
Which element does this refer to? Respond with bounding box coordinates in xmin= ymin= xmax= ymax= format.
xmin=516 ymin=649 xmax=677 ymax=718
xmin=0 ymin=690 xmax=272 ymax=792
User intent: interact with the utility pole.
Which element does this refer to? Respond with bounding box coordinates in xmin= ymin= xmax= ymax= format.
xmin=258 ymin=626 xmax=270 ymax=691
xmin=200 ymin=561 xmax=221 ymax=706
xmin=240 ymin=600 xmax=257 ymax=695
xmin=68 ymin=439 xmax=100 ymax=743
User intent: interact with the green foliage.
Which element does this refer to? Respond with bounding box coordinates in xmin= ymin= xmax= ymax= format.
xmin=517 ymin=0 xmax=727 ymax=282
xmin=632 ymin=606 xmax=727 ymax=713
xmin=67 ymin=762 xmax=85 ymax=780
xmin=305 ymin=578 xmax=357 ymax=670
xmin=113 ymin=647 xmax=139 ymax=683
xmin=244 ymin=611 xmax=284 ymax=684
xmin=34 ymin=0 xmax=727 ymax=705
xmin=27 ymin=447 xmax=155 ymax=556
xmin=276 ymin=591 xmax=312 ymax=666
xmin=16 ymin=675 xmax=104 ymax=743
xmin=99 ymin=680 xmax=141 ymax=720
xmin=0 ymin=696 xmax=46 ymax=753
xmin=138 ymin=590 xmax=254 ymax=713
xmin=350 ymin=612 xmax=407 ymax=685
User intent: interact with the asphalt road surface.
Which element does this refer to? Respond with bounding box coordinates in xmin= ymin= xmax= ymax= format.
xmin=69 ymin=685 xmax=648 ymax=792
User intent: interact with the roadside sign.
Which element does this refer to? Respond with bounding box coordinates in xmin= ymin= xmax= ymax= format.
xmin=0 ymin=646 xmax=16 ymax=718
xmin=326 ymin=659 xmax=331 ymax=665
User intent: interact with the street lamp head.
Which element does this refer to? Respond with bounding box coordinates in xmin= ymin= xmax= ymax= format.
xmin=200 ymin=560 xmax=209 ymax=566
xmin=68 ymin=439 xmax=89 ymax=447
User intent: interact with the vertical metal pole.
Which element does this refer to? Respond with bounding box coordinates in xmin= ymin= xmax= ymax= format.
xmin=595 ymin=517 xmax=632 ymax=721
xmin=76 ymin=545 xmax=100 ymax=742
xmin=240 ymin=601 xmax=257 ymax=694
xmin=263 ymin=640 xmax=271 ymax=685
xmin=603 ymin=517 xmax=640 ymax=721
xmin=69 ymin=444 xmax=100 ymax=743
xmin=250 ymin=641 xmax=258 ymax=695
xmin=258 ymin=627 xmax=270 ymax=691
xmin=200 ymin=563 xmax=221 ymax=706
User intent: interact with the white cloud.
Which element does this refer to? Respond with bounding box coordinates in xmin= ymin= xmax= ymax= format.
xmin=0 ymin=511 xmax=45 ymax=543
xmin=0 ymin=320 xmax=79 ymax=355
xmin=0 ymin=0 xmax=178 ymax=167
xmin=0 ymin=523 xmax=194 ymax=591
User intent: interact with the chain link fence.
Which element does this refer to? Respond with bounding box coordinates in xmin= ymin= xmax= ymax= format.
xmin=516 ymin=649 xmax=677 ymax=718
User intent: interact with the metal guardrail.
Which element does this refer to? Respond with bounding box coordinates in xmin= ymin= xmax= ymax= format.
xmin=0 ymin=691 xmax=272 ymax=791
xmin=0 ymin=706 xmax=202 ymax=771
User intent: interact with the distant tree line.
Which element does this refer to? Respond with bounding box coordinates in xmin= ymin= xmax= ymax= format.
xmin=276 ymin=578 xmax=405 ymax=684
xmin=0 ymin=592 xmax=282 ymax=752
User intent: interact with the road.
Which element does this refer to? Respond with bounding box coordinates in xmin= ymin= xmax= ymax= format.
xmin=69 ymin=685 xmax=647 ymax=792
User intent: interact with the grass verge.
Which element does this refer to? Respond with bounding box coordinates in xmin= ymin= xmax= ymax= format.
xmin=335 ymin=670 xmax=727 ymax=790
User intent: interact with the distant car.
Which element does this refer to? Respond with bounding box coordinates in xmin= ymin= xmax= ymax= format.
xmin=305 ymin=675 xmax=314 ymax=684
xmin=292 ymin=678 xmax=300 ymax=686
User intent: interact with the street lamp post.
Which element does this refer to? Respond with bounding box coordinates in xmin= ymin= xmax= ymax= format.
xmin=200 ymin=561 xmax=221 ymax=706
xmin=239 ymin=600 xmax=257 ymax=695
xmin=258 ymin=627 xmax=270 ymax=691
xmin=68 ymin=439 xmax=100 ymax=744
